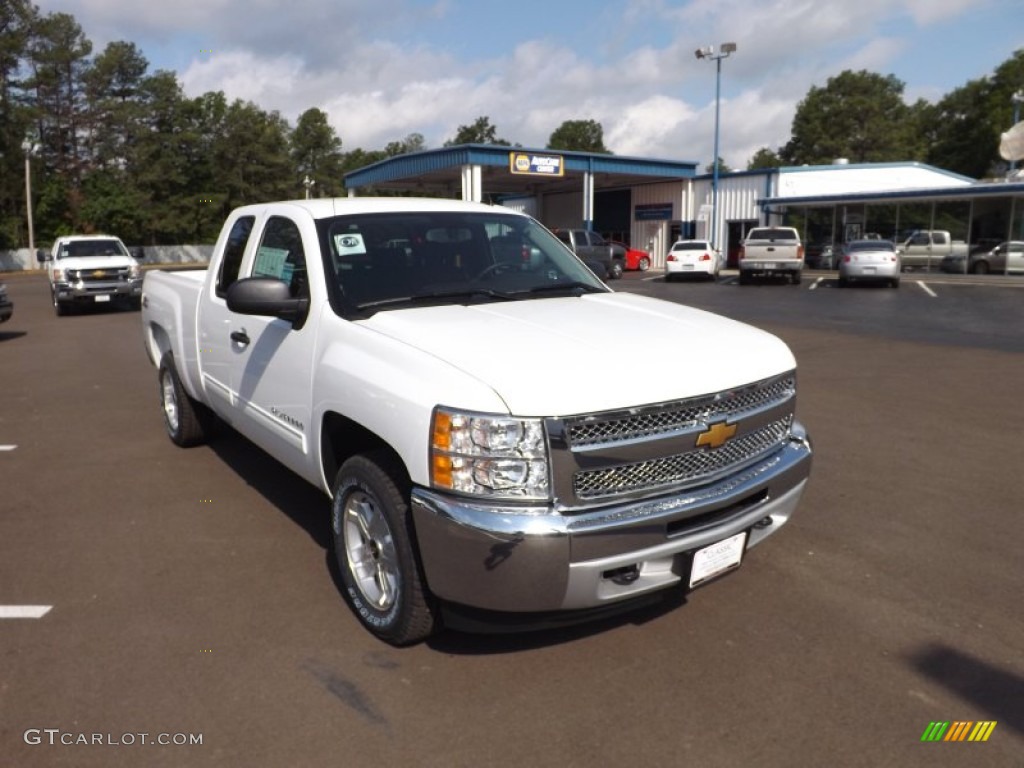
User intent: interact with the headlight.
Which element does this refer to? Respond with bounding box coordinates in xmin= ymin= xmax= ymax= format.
xmin=129 ymin=264 xmax=142 ymax=279
xmin=430 ymin=407 xmax=550 ymax=500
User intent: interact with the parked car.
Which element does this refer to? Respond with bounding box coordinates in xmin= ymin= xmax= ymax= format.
xmin=806 ymin=244 xmax=837 ymax=270
xmin=610 ymin=241 xmax=651 ymax=271
xmin=553 ymin=229 xmax=624 ymax=279
xmin=665 ymin=239 xmax=722 ymax=281
xmin=0 ymin=282 xmax=12 ymax=323
xmin=738 ymin=227 xmax=803 ymax=285
xmin=895 ymin=230 xmax=967 ymax=270
xmin=966 ymin=241 xmax=1024 ymax=274
xmin=838 ymin=239 xmax=900 ymax=288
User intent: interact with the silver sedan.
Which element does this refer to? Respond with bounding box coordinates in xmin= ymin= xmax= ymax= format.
xmin=838 ymin=240 xmax=900 ymax=288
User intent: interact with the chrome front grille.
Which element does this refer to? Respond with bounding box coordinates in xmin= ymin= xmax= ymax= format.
xmin=67 ymin=267 xmax=130 ymax=282
xmin=573 ymin=417 xmax=792 ymax=500
xmin=567 ymin=376 xmax=795 ymax=447
xmin=549 ymin=372 xmax=797 ymax=509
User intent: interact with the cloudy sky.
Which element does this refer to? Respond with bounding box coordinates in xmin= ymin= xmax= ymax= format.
xmin=38 ymin=0 xmax=1024 ymax=168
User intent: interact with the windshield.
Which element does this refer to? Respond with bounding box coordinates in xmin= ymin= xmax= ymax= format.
xmin=58 ymin=239 xmax=129 ymax=259
xmin=317 ymin=210 xmax=609 ymax=316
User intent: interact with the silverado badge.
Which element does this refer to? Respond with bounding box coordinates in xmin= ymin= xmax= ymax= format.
xmin=696 ymin=421 xmax=737 ymax=450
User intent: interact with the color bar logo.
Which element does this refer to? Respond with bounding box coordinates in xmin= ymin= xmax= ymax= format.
xmin=921 ymin=721 xmax=997 ymax=742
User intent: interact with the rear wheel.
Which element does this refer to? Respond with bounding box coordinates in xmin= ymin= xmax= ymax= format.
xmin=609 ymin=259 xmax=624 ymax=280
xmin=790 ymin=272 xmax=802 ymax=285
xmin=158 ymin=352 xmax=212 ymax=447
xmin=638 ymin=256 xmax=650 ymax=272
xmin=738 ymin=271 xmax=751 ymax=285
xmin=971 ymin=260 xmax=990 ymax=275
xmin=838 ymin=276 xmax=848 ymax=287
xmin=890 ymin=278 xmax=900 ymax=288
xmin=332 ymin=452 xmax=437 ymax=646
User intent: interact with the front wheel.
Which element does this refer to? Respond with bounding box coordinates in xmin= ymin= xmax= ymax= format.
xmin=638 ymin=256 xmax=650 ymax=272
xmin=609 ymin=259 xmax=624 ymax=280
xmin=332 ymin=453 xmax=438 ymax=646
xmin=971 ymin=261 xmax=990 ymax=275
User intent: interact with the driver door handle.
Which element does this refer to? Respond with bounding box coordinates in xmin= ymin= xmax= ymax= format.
xmin=230 ymin=330 xmax=250 ymax=346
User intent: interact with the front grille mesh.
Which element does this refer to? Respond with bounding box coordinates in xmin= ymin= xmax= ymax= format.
xmin=567 ymin=376 xmax=794 ymax=447
xmin=573 ymin=417 xmax=792 ymax=500
xmin=67 ymin=268 xmax=130 ymax=282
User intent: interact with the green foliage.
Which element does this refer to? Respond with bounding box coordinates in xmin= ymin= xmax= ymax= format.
xmin=547 ymin=119 xmax=609 ymax=153
xmin=747 ymin=147 xmax=782 ymax=170
xmin=291 ymin=107 xmax=344 ymax=197
xmin=444 ymin=116 xmax=510 ymax=146
xmin=704 ymin=156 xmax=731 ymax=174
xmin=781 ymin=70 xmax=925 ymax=165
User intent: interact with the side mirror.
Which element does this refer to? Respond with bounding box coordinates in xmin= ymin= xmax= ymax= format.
xmin=130 ymin=246 xmax=145 ymax=261
xmin=226 ymin=277 xmax=309 ymax=329
xmin=36 ymin=249 xmax=50 ymax=263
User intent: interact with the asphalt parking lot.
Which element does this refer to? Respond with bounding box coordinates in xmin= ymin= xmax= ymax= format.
xmin=1 ymin=269 xmax=1022 ymax=767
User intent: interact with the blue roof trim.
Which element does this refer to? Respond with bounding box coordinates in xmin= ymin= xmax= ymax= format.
xmin=344 ymin=143 xmax=698 ymax=188
xmin=760 ymin=182 xmax=1024 ymax=206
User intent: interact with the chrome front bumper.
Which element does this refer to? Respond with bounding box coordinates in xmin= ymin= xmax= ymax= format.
xmin=54 ymin=278 xmax=143 ymax=302
xmin=410 ymin=424 xmax=812 ymax=613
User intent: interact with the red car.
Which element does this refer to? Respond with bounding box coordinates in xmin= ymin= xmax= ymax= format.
xmin=610 ymin=241 xmax=651 ymax=271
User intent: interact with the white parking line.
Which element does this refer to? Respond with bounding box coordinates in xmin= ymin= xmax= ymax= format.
xmin=809 ymin=277 xmax=824 ymax=291
xmin=916 ymin=281 xmax=938 ymax=298
xmin=0 ymin=445 xmax=17 ymax=451
xmin=0 ymin=605 xmax=52 ymax=618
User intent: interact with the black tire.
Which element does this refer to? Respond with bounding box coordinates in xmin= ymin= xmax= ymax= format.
xmin=638 ymin=257 xmax=650 ymax=272
xmin=609 ymin=259 xmax=624 ymax=280
xmin=53 ymin=292 xmax=68 ymax=316
xmin=129 ymin=296 xmax=142 ymax=311
xmin=332 ymin=452 xmax=438 ymax=646
xmin=890 ymin=278 xmax=900 ymax=289
xmin=971 ymin=261 xmax=989 ymax=275
xmin=790 ymin=272 xmax=802 ymax=285
xmin=158 ymin=352 xmax=211 ymax=447
xmin=838 ymin=276 xmax=848 ymax=287
xmin=738 ymin=271 xmax=751 ymax=285
xmin=665 ymin=273 xmax=675 ymax=283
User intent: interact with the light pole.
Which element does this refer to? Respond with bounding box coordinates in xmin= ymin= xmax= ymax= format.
xmin=695 ymin=42 xmax=737 ymax=250
xmin=1011 ymin=90 xmax=1024 ymax=174
xmin=21 ymin=136 xmax=40 ymax=253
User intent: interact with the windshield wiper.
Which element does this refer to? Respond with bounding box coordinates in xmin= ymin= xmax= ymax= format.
xmin=355 ymin=287 xmax=516 ymax=310
xmin=518 ymin=281 xmax=607 ymax=296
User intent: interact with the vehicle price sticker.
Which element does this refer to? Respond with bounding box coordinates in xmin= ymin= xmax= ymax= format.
xmin=689 ymin=532 xmax=747 ymax=588
xmin=94 ymin=294 xmax=111 ymax=302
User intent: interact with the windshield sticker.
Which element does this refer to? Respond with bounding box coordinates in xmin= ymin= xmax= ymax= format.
xmin=334 ymin=233 xmax=366 ymax=257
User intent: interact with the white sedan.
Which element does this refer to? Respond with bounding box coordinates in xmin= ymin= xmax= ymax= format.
xmin=838 ymin=239 xmax=901 ymax=288
xmin=665 ymin=240 xmax=722 ymax=281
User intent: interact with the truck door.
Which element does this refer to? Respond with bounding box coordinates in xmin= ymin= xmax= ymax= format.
xmin=204 ymin=210 xmax=320 ymax=476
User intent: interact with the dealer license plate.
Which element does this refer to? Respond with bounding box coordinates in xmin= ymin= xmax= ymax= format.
xmin=689 ymin=532 xmax=747 ymax=588
xmin=682 ymin=264 xmax=693 ymax=270
xmin=94 ymin=294 xmax=111 ymax=303
xmin=760 ymin=262 xmax=778 ymax=269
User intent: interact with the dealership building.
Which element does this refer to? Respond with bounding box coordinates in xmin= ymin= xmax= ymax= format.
xmin=344 ymin=144 xmax=1024 ymax=268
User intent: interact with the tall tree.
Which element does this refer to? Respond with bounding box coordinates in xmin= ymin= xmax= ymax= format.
xmin=926 ymin=49 xmax=1024 ymax=178
xmin=547 ymin=119 xmax=609 ymax=153
xmin=383 ymin=132 xmax=426 ymax=157
xmin=290 ymin=107 xmax=343 ymax=197
xmin=444 ymin=116 xmax=510 ymax=146
xmin=781 ymin=70 xmax=924 ymax=165
xmin=0 ymin=0 xmax=37 ymax=247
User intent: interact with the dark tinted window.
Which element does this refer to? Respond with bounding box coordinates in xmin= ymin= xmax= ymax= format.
xmin=216 ymin=216 xmax=255 ymax=297
xmin=252 ymin=216 xmax=308 ymax=299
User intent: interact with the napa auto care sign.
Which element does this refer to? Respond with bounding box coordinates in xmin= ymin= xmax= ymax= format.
xmin=510 ymin=152 xmax=564 ymax=176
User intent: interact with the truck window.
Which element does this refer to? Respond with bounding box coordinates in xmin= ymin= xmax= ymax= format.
xmin=216 ymin=216 xmax=255 ymax=298
xmin=933 ymin=232 xmax=948 ymax=245
xmin=252 ymin=216 xmax=308 ymax=299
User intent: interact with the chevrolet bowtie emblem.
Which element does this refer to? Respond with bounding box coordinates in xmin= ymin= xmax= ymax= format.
xmin=696 ymin=421 xmax=737 ymax=449
xmin=92 ymin=270 xmax=106 ymax=277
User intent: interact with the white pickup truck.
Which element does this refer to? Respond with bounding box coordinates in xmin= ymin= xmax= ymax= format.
xmin=895 ymin=230 xmax=968 ymax=270
xmin=141 ymin=197 xmax=813 ymax=645
xmin=738 ymin=226 xmax=804 ymax=285
xmin=37 ymin=234 xmax=144 ymax=315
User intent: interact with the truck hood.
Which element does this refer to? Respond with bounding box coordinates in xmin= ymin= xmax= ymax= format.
xmin=56 ymin=255 xmax=138 ymax=271
xmin=359 ymin=292 xmax=795 ymax=416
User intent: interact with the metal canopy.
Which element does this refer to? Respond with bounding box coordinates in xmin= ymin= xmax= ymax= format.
xmin=343 ymin=143 xmax=698 ymax=199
